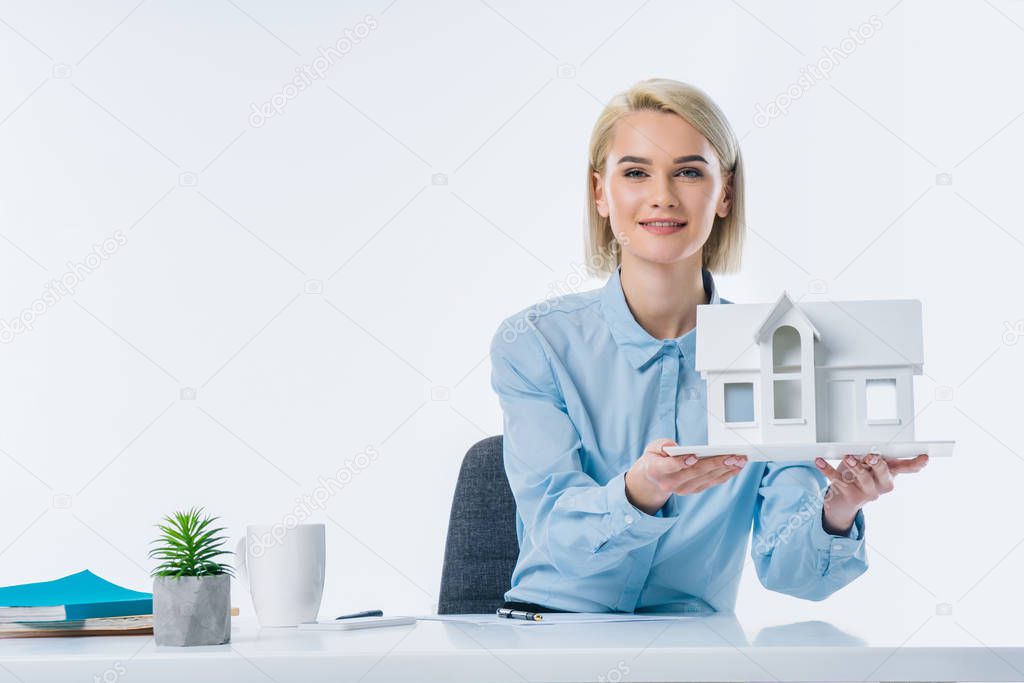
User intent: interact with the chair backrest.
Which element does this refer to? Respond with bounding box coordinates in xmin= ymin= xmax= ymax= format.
xmin=437 ymin=435 xmax=519 ymax=614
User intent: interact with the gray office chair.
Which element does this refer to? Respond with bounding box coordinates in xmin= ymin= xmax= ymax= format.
xmin=437 ymin=435 xmax=519 ymax=614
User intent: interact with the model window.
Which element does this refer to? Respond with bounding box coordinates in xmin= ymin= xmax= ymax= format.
xmin=773 ymin=379 xmax=802 ymax=419
xmin=866 ymin=378 xmax=898 ymax=421
xmin=772 ymin=325 xmax=801 ymax=373
xmin=724 ymin=382 xmax=755 ymax=423
xmin=771 ymin=326 xmax=802 ymax=420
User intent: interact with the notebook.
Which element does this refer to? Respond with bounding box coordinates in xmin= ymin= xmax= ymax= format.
xmin=0 ymin=614 xmax=153 ymax=638
xmin=0 ymin=570 xmax=152 ymax=623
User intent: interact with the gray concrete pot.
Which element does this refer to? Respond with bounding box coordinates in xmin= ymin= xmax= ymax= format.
xmin=153 ymin=574 xmax=231 ymax=646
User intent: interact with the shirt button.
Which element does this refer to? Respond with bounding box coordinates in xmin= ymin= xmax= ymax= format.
xmin=624 ymin=514 xmax=634 ymax=525
xmin=831 ymin=542 xmax=843 ymax=552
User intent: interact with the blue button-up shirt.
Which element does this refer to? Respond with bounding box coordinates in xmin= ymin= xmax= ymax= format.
xmin=490 ymin=266 xmax=867 ymax=613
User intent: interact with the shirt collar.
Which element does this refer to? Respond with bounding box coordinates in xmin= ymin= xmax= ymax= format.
xmin=600 ymin=265 xmax=721 ymax=370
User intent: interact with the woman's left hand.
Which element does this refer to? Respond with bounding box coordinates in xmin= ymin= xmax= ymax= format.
xmin=814 ymin=453 xmax=929 ymax=534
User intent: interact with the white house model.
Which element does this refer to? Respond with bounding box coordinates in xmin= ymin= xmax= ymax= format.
xmin=694 ymin=292 xmax=926 ymax=449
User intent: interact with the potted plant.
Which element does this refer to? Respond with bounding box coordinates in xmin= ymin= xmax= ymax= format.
xmin=149 ymin=507 xmax=234 ymax=646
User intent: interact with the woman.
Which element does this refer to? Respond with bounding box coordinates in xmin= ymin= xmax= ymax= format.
xmin=489 ymin=78 xmax=928 ymax=614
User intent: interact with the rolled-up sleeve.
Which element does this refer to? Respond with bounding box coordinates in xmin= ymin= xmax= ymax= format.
xmin=750 ymin=460 xmax=868 ymax=601
xmin=490 ymin=322 xmax=676 ymax=580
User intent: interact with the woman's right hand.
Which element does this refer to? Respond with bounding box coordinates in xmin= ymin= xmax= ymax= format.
xmin=624 ymin=438 xmax=747 ymax=516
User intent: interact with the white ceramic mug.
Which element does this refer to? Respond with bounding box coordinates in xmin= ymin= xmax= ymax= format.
xmin=234 ymin=523 xmax=326 ymax=627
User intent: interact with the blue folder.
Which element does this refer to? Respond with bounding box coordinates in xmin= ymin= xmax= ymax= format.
xmin=0 ymin=570 xmax=152 ymax=620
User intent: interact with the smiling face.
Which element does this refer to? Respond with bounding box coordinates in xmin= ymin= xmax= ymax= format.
xmin=592 ymin=110 xmax=733 ymax=269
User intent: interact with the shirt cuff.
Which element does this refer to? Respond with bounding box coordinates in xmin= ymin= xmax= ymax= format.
xmin=606 ymin=471 xmax=678 ymax=538
xmin=810 ymin=503 xmax=866 ymax=558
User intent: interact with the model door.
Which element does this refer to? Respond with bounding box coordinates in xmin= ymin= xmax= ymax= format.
xmin=827 ymin=379 xmax=855 ymax=442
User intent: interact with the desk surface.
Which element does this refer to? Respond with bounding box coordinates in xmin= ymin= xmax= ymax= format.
xmin=1 ymin=614 xmax=1021 ymax=682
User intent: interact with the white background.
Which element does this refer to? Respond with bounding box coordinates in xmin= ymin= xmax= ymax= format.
xmin=0 ymin=0 xmax=1020 ymax=653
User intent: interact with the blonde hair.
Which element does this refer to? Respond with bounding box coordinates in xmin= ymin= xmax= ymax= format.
xmin=584 ymin=78 xmax=745 ymax=276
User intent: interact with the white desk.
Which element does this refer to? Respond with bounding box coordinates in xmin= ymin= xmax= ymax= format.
xmin=1 ymin=614 xmax=1021 ymax=682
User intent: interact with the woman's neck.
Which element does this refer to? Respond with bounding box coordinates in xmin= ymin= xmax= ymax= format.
xmin=618 ymin=253 xmax=708 ymax=341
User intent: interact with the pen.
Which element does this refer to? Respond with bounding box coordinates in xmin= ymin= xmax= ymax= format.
xmin=496 ymin=607 xmax=543 ymax=622
xmin=336 ymin=610 xmax=384 ymax=620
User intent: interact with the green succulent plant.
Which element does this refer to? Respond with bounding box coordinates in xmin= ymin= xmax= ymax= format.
xmin=149 ymin=507 xmax=235 ymax=578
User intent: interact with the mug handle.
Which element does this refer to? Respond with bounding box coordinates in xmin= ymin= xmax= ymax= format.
xmin=234 ymin=536 xmax=248 ymax=584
